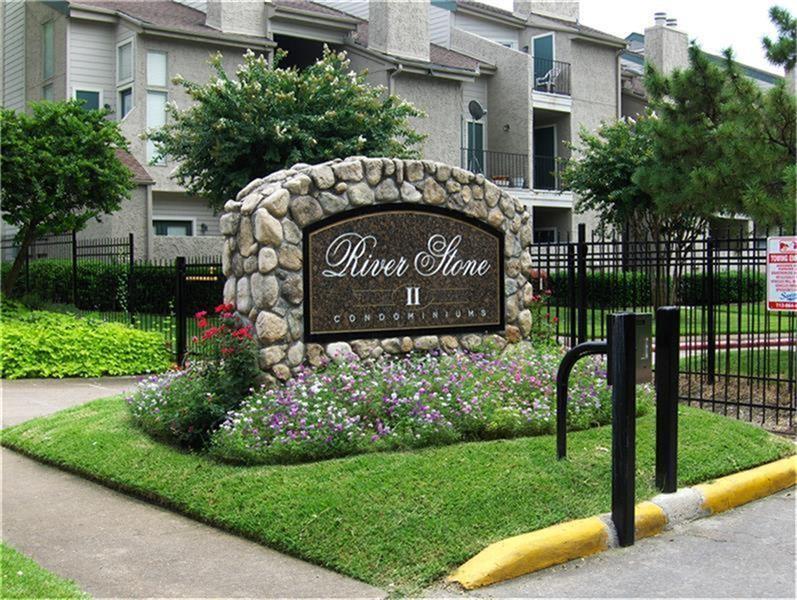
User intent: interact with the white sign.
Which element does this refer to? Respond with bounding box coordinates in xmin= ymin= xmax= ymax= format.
xmin=766 ymin=236 xmax=797 ymax=312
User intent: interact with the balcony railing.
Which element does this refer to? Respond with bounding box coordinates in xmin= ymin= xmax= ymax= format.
xmin=533 ymin=154 xmax=562 ymax=190
xmin=462 ymin=148 xmax=528 ymax=188
xmin=461 ymin=149 xmax=564 ymax=191
xmin=532 ymin=57 xmax=571 ymax=96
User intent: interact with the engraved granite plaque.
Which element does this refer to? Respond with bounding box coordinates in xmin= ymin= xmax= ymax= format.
xmin=304 ymin=204 xmax=504 ymax=341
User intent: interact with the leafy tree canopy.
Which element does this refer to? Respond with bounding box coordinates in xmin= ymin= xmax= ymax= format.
xmin=148 ymin=47 xmax=426 ymax=210
xmin=762 ymin=6 xmax=796 ymax=70
xmin=1 ymin=100 xmax=134 ymax=295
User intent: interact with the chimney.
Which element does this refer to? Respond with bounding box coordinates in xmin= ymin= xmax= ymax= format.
xmin=206 ymin=0 xmax=270 ymax=37
xmin=515 ymin=1 xmax=579 ymax=23
xmin=644 ymin=12 xmax=688 ymax=74
xmin=368 ymin=0 xmax=430 ymax=63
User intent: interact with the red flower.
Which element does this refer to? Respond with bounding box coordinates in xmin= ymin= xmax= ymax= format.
xmin=215 ymin=303 xmax=235 ymax=314
xmin=195 ymin=310 xmax=207 ymax=319
xmin=197 ymin=318 xmax=208 ymax=328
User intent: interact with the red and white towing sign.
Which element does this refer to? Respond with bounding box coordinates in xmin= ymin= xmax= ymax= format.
xmin=767 ymin=236 xmax=797 ymax=311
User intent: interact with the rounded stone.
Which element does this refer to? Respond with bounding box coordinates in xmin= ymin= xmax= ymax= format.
xmin=306 ymin=343 xmax=326 ymax=367
xmin=259 ymin=345 xmax=286 ymax=368
xmin=451 ymin=167 xmax=472 ymax=184
xmin=485 ymin=182 xmax=501 ymax=207
xmin=522 ymin=282 xmax=536 ymax=307
xmin=413 ymin=335 xmax=439 ymax=351
xmin=435 ymin=164 xmax=452 ymax=182
xmin=351 ymin=339 xmax=380 ymax=359
xmin=256 ymin=311 xmax=288 ymax=343
xmin=506 ymin=295 xmax=520 ymax=321
xmin=243 ymin=255 xmax=258 ymax=274
xmin=290 ymin=196 xmax=323 ymax=227
xmin=240 ymin=191 xmax=262 ymax=215
xmin=253 ymin=208 xmax=283 ymax=246
xmin=238 ymin=218 xmax=256 ymax=256
xmin=220 ymin=212 xmax=240 ymax=236
xmin=251 ymin=272 xmax=279 ymax=308
xmin=422 ymin=178 xmax=446 ymax=205
xmin=311 ymin=165 xmax=335 ymax=189
xmin=326 ymin=341 xmax=353 ymax=362
xmin=364 ymin=158 xmax=383 ymax=185
xmin=236 ymin=277 xmax=252 ymax=314
xmin=347 ymin=182 xmax=375 ymax=206
xmin=272 ymin=363 xmax=292 ymax=381
xmin=375 ymin=179 xmax=400 ymax=202
xmin=405 ymin=160 xmax=424 ymax=182
xmin=223 ymin=277 xmax=236 ymax=305
xmin=400 ymin=337 xmax=414 ymax=353
xmin=400 ymin=181 xmax=422 ymax=202
xmin=282 ymin=275 xmax=303 ymax=305
xmin=499 ymin=194 xmax=516 ymax=218
xmin=258 ymin=247 xmax=278 ymax=273
xmin=332 ymin=160 xmax=363 ymax=182
xmin=446 ymin=180 xmax=462 ymax=193
xmin=440 ymin=335 xmax=459 ymax=351
xmin=278 ymin=245 xmax=303 ymax=271
xmin=381 ymin=338 xmax=402 ymax=353
xmin=487 ymin=209 xmax=505 ymax=229
xmin=505 ymin=325 xmax=521 ymax=343
xmin=319 ymin=191 xmax=347 ymax=214
xmin=284 ymin=174 xmax=311 ymax=196
xmin=263 ymin=189 xmax=290 ymax=218
xmin=460 ymin=334 xmax=483 ymax=351
xmin=287 ymin=342 xmax=305 ymax=367
xmin=283 ymin=220 xmax=302 ymax=245
xmin=518 ymin=309 xmax=532 ymax=337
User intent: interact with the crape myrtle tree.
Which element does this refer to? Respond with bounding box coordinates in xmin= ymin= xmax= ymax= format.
xmin=0 ymin=101 xmax=135 ymax=297
xmin=148 ymin=47 xmax=426 ymax=211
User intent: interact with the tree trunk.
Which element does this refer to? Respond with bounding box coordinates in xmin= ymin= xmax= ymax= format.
xmin=2 ymin=226 xmax=38 ymax=297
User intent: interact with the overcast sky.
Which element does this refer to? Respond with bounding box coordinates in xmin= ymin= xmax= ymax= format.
xmin=485 ymin=0 xmax=784 ymax=74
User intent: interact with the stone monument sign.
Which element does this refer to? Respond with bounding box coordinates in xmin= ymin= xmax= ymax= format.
xmin=221 ymin=156 xmax=534 ymax=382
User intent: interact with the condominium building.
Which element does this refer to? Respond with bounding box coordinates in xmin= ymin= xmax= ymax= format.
xmin=7 ymin=1 xmax=775 ymax=256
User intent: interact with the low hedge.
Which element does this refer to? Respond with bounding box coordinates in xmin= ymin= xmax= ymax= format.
xmin=0 ymin=302 xmax=171 ymax=379
xmin=1 ymin=259 xmax=222 ymax=315
xmin=548 ymin=270 xmax=765 ymax=307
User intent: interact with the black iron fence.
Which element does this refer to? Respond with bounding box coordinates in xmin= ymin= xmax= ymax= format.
xmin=2 ymin=233 xmax=222 ymax=363
xmin=533 ymin=57 xmax=571 ymax=96
xmin=531 ymin=226 xmax=796 ymax=432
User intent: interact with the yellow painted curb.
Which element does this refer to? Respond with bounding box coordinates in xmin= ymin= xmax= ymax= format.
xmin=447 ymin=516 xmax=608 ymax=590
xmin=634 ymin=501 xmax=668 ymax=539
xmin=694 ymin=455 xmax=797 ymax=514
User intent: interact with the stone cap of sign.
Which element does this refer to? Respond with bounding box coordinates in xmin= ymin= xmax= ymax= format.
xmin=221 ymin=156 xmax=536 ymax=384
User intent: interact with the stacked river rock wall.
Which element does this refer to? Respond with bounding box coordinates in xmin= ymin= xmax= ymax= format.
xmin=221 ymin=156 xmax=535 ymax=383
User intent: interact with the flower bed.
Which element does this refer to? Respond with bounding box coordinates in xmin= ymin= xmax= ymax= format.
xmin=210 ymin=345 xmax=641 ymax=465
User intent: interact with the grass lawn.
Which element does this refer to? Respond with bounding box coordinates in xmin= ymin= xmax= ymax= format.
xmin=1 ymin=543 xmax=88 ymax=599
xmin=1 ymin=397 xmax=791 ymax=596
xmin=681 ymin=348 xmax=796 ymax=377
xmin=553 ymin=302 xmax=795 ymax=339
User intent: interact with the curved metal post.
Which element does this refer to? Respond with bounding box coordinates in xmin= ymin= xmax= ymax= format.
xmin=556 ymin=340 xmax=608 ymax=459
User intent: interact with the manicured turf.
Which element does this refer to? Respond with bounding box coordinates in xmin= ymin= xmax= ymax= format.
xmin=681 ymin=348 xmax=795 ymax=377
xmin=1 ymin=398 xmax=791 ymax=596
xmin=1 ymin=543 xmax=88 ymax=599
xmin=553 ymin=302 xmax=795 ymax=338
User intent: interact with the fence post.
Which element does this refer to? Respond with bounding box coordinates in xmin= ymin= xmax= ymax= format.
xmin=706 ymin=237 xmax=716 ymax=384
xmin=567 ymin=244 xmax=577 ymax=347
xmin=611 ymin=312 xmax=636 ymax=547
xmin=577 ymin=223 xmax=587 ymax=343
xmin=175 ymin=256 xmax=187 ymax=366
xmin=71 ymin=230 xmax=78 ymax=306
xmin=128 ymin=233 xmax=135 ymax=323
xmin=655 ymin=306 xmax=680 ymax=493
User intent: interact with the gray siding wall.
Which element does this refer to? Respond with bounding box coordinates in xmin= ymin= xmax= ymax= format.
xmin=173 ymin=0 xmax=208 ymax=12
xmin=2 ymin=0 xmax=26 ymax=109
xmin=26 ymin=1 xmax=68 ymax=104
xmin=454 ymin=13 xmax=519 ymax=48
xmin=429 ymin=4 xmax=452 ymax=47
xmin=314 ymin=0 xmax=369 ymax=19
xmin=152 ymin=192 xmax=221 ymax=236
xmin=69 ymin=19 xmax=116 ymax=113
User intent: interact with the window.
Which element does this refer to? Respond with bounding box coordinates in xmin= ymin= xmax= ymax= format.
xmin=534 ymin=228 xmax=558 ymax=244
xmin=153 ymin=219 xmax=193 ymax=236
xmin=119 ymin=87 xmax=133 ymax=118
xmin=42 ymin=84 xmax=54 ymax=101
xmin=146 ymin=90 xmax=167 ymax=163
xmin=117 ymin=41 xmax=133 ymax=83
xmin=146 ymin=51 xmax=167 ymax=87
xmin=74 ymin=89 xmax=101 ymax=110
xmin=42 ymin=21 xmax=54 ymax=80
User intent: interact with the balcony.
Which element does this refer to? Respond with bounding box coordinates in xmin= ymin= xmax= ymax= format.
xmin=533 ymin=58 xmax=571 ymax=96
xmin=461 ymin=149 xmax=564 ymax=191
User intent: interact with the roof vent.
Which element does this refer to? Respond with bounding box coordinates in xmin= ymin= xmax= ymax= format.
xmin=654 ymin=12 xmax=667 ymax=26
xmin=666 ymin=18 xmax=678 ymax=27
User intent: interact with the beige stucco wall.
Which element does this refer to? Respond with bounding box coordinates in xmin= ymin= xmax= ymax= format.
xmin=25 ymin=1 xmax=68 ymax=104
xmin=152 ymin=235 xmax=224 ymax=260
xmin=392 ymin=72 xmax=462 ymax=165
xmin=451 ymin=28 xmax=532 ymax=171
xmin=79 ymin=185 xmax=149 ymax=258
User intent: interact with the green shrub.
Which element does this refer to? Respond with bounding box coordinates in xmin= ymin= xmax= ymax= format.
xmin=0 ymin=304 xmax=171 ymax=379
xmin=547 ymin=269 xmax=765 ymax=307
xmin=1 ymin=259 xmax=222 ymax=314
xmin=128 ymin=304 xmax=258 ymax=448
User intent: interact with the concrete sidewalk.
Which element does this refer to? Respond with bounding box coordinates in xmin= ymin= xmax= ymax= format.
xmin=1 ymin=378 xmax=385 ymax=598
xmin=432 ymin=488 xmax=796 ymax=598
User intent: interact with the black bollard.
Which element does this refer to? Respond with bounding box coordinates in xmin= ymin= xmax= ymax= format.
xmin=655 ymin=307 xmax=680 ymax=493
